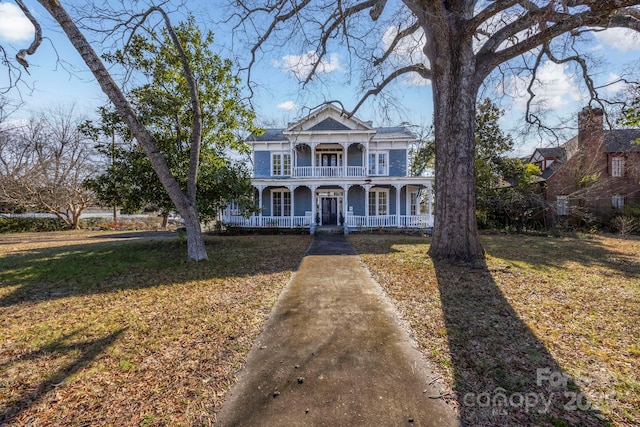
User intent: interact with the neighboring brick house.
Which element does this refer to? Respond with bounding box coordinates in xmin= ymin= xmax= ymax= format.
xmin=528 ymin=107 xmax=640 ymax=223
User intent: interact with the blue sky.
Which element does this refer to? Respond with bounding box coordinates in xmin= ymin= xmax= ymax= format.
xmin=1 ymin=1 xmax=639 ymax=156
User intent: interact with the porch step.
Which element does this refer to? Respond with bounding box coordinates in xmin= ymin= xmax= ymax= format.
xmin=314 ymin=225 xmax=344 ymax=235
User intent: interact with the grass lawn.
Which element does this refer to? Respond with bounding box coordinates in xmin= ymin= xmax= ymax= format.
xmin=0 ymin=231 xmax=312 ymax=426
xmin=350 ymin=233 xmax=639 ymax=427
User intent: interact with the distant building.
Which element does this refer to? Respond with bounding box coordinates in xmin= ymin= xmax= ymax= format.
xmin=222 ymin=103 xmax=434 ymax=233
xmin=528 ymin=107 xmax=640 ymax=223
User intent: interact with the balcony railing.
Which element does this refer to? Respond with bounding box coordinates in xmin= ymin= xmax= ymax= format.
xmin=292 ymin=166 xmax=366 ymax=178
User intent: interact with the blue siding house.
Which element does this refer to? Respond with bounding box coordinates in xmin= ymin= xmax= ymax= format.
xmin=223 ymin=103 xmax=434 ymax=233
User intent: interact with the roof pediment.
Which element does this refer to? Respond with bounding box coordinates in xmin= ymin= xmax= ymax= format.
xmin=308 ymin=117 xmax=351 ymax=131
xmin=285 ymin=103 xmax=374 ymax=134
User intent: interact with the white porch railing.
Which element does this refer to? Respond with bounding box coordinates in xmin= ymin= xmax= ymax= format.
xmin=224 ymin=215 xmax=311 ymax=228
xmin=400 ymin=215 xmax=434 ymax=227
xmin=347 ymin=215 xmax=433 ymax=228
xmin=223 ymin=214 xmax=433 ymax=229
xmin=292 ymin=166 xmax=366 ymax=178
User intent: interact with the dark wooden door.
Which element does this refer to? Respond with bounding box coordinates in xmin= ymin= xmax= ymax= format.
xmin=322 ymin=198 xmax=337 ymax=225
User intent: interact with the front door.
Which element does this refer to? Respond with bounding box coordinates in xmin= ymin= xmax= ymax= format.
xmin=321 ymin=154 xmax=337 ymax=167
xmin=321 ymin=198 xmax=338 ymax=225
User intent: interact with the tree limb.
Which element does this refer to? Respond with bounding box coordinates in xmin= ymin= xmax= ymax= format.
xmin=14 ymin=0 xmax=43 ymax=74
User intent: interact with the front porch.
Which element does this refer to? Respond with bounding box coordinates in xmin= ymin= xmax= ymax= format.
xmin=222 ymin=181 xmax=434 ymax=233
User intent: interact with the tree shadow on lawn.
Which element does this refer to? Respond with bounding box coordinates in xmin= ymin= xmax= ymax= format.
xmin=0 ymin=328 xmax=125 ymax=425
xmin=481 ymin=233 xmax=640 ymax=281
xmin=434 ymin=259 xmax=610 ymax=426
xmin=349 ymin=235 xmax=616 ymax=426
xmin=0 ymin=235 xmax=309 ymax=308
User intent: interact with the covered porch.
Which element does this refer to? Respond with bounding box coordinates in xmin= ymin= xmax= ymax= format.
xmin=222 ymin=180 xmax=434 ymax=233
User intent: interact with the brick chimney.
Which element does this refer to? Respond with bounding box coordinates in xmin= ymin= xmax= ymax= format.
xmin=577 ymin=106 xmax=604 ymax=148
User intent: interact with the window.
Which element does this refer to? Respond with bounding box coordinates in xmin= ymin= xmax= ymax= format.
xmin=228 ymin=201 xmax=239 ymax=216
xmin=410 ymin=191 xmax=419 ymax=216
xmin=611 ymin=157 xmax=625 ymax=177
xmin=557 ymin=195 xmax=569 ymax=216
xmin=272 ymin=153 xmax=291 ymax=176
xmin=368 ymin=189 xmax=388 ymax=216
xmin=368 ymin=152 xmax=388 ymax=176
xmin=612 ymin=194 xmax=625 ymax=209
xmin=272 ymin=190 xmax=291 ymax=216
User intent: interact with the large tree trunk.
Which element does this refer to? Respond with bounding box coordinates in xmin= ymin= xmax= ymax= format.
xmin=427 ymin=21 xmax=484 ymax=261
xmin=37 ymin=0 xmax=208 ymax=261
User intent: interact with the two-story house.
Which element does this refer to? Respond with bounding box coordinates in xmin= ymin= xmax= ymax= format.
xmin=528 ymin=106 xmax=640 ymax=223
xmin=222 ymin=103 xmax=434 ymax=233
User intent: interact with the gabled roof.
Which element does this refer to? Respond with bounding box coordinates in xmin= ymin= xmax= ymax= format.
xmin=604 ymin=129 xmax=640 ymax=152
xmin=249 ymin=128 xmax=286 ymax=142
xmin=535 ymin=147 xmax=565 ymax=159
xmin=308 ymin=117 xmax=351 ymax=131
xmin=372 ymin=126 xmax=416 ymax=139
xmin=248 ymin=102 xmax=417 ymax=143
xmin=285 ymin=103 xmax=374 ymax=133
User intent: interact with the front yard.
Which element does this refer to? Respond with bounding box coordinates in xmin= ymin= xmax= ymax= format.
xmin=0 ymin=232 xmax=311 ymax=425
xmin=350 ymin=233 xmax=639 ymax=426
xmin=1 ymin=231 xmax=637 ymax=426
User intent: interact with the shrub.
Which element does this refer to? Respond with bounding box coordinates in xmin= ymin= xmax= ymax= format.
xmin=0 ymin=217 xmax=67 ymax=233
xmin=610 ymin=215 xmax=638 ymax=236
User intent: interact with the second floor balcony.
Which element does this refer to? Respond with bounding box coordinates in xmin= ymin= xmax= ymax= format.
xmin=292 ymin=166 xmax=366 ymax=178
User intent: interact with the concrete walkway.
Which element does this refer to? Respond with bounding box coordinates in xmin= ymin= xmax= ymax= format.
xmin=217 ymin=234 xmax=459 ymax=426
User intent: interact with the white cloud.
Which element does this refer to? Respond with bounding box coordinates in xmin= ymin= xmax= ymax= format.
xmin=276 ymin=100 xmax=296 ymax=111
xmin=594 ymin=28 xmax=640 ymax=52
xmin=499 ymin=61 xmax=582 ymax=112
xmin=0 ymin=3 xmax=35 ymax=42
xmin=273 ymin=51 xmax=341 ymax=79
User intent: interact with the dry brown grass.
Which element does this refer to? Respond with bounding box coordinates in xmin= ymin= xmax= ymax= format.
xmin=0 ymin=232 xmax=311 ymax=426
xmin=350 ymin=233 xmax=639 ymax=427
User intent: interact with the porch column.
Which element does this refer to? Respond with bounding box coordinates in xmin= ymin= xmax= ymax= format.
xmin=341 ymin=184 xmax=349 ymax=234
xmin=341 ymin=143 xmax=348 ymax=177
xmin=395 ymin=184 xmax=402 ymax=228
xmin=287 ymin=185 xmax=295 ymax=228
xmin=292 ymin=145 xmax=297 ymax=177
xmin=310 ymin=185 xmax=318 ymax=234
xmin=311 ymin=143 xmax=318 ymax=177
xmin=364 ymin=184 xmax=372 ymax=227
xmin=256 ymin=185 xmax=264 ymax=227
xmin=427 ymin=180 xmax=434 ymax=227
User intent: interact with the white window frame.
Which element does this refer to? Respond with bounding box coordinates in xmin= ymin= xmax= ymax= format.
xmin=316 ymin=151 xmax=343 ymax=167
xmin=228 ymin=201 xmax=239 ymax=216
xmin=368 ymin=152 xmax=389 ymax=176
xmin=557 ymin=195 xmax=569 ymax=216
xmin=368 ymin=189 xmax=389 ymax=216
xmin=409 ymin=190 xmax=419 ymax=216
xmin=271 ymin=190 xmax=291 ymax=217
xmin=612 ymin=194 xmax=625 ymax=209
xmin=271 ymin=152 xmax=291 ymax=176
xmin=611 ymin=156 xmax=625 ymax=177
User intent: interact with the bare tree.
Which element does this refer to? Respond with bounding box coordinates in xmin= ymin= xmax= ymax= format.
xmin=3 ymin=0 xmax=215 ymax=261
xmin=232 ymin=0 xmax=640 ymax=260
xmin=0 ymin=106 xmax=98 ymax=228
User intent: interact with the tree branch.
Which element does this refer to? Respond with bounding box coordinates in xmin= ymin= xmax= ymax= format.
xmin=349 ymin=64 xmax=431 ymax=117
xmin=373 ymin=21 xmax=420 ymax=67
xmin=14 ymin=0 xmax=43 ymax=74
